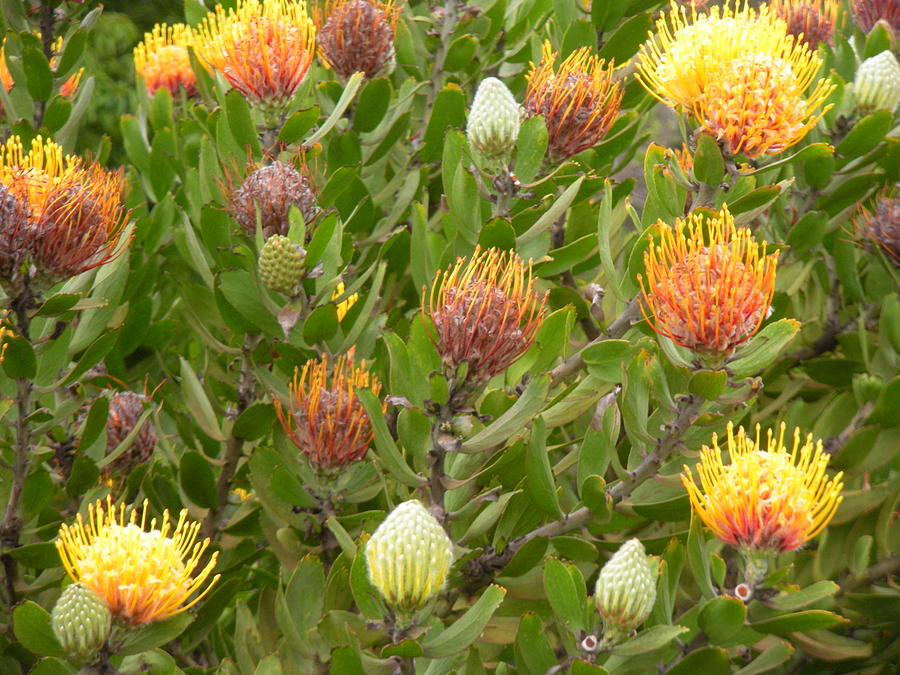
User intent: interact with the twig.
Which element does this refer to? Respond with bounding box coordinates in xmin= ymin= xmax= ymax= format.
xmin=549 ymin=297 xmax=641 ymax=387
xmin=423 ymin=0 xmax=460 ymax=124
xmin=838 ymin=555 xmax=900 ymax=594
xmin=823 ymin=402 xmax=875 ymax=456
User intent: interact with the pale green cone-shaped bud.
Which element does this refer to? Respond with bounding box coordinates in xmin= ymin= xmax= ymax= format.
xmin=51 ymin=583 xmax=111 ymax=659
xmin=854 ymin=51 xmax=900 ymax=115
xmin=594 ymin=539 xmax=657 ymax=640
xmin=259 ymin=235 xmax=304 ymax=295
xmin=467 ymin=77 xmax=521 ymax=161
xmin=365 ymin=500 xmax=453 ymax=613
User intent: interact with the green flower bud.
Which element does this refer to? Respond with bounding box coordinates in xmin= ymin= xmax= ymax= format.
xmin=467 ymin=78 xmax=521 ymax=161
xmin=854 ymin=50 xmax=900 ymax=115
xmin=594 ymin=539 xmax=657 ymax=640
xmin=51 ymin=583 xmax=111 ymax=659
xmin=365 ymin=500 xmax=453 ymax=613
xmin=259 ymin=235 xmax=304 ymax=295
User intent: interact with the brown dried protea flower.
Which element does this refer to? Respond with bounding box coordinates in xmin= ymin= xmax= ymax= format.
xmin=524 ymin=40 xmax=622 ymax=161
xmin=427 ymin=247 xmax=547 ymax=383
xmin=638 ymin=205 xmax=779 ymax=355
xmin=104 ymin=391 xmax=158 ymax=476
xmin=31 ymin=164 xmax=128 ymax=281
xmin=229 ymin=160 xmax=319 ymax=237
xmin=770 ymin=0 xmax=840 ymax=49
xmin=274 ymin=350 xmax=383 ymax=469
xmin=0 ymin=180 xmax=33 ymax=281
xmin=856 ymin=183 xmax=900 ymax=266
xmin=317 ymin=0 xmax=399 ymax=80
xmin=852 ymin=0 xmax=900 ymax=34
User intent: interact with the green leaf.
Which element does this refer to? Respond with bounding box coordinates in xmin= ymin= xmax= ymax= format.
xmin=233 ymin=403 xmax=277 ymax=441
xmin=750 ymin=610 xmax=846 ymax=634
xmin=515 ymin=613 xmax=556 ymax=674
xmin=303 ymin=304 xmax=339 ymax=344
xmin=306 ymin=72 xmax=365 ymax=146
xmin=543 ymin=558 xmax=585 ymax=633
xmin=688 ymin=369 xmax=728 ymax=401
xmin=23 ymin=45 xmax=53 ymax=101
xmin=356 ymin=390 xmax=424 ymax=487
xmin=786 ymin=210 xmax=828 ymax=253
xmin=3 ymin=336 xmax=36 ymax=379
xmin=330 ymin=646 xmax=366 ymax=674
xmin=836 ymin=110 xmax=892 ymax=160
xmin=788 ymin=629 xmax=872 ymax=661
xmin=180 ymin=451 xmax=218 ymax=509
xmin=572 ymin=662 xmax=609 ymax=675
xmin=598 ymin=13 xmax=653 ymax=64
xmin=669 ymin=647 xmax=731 ymax=675
xmin=179 ymin=358 xmax=225 ymax=441
xmin=35 ymin=293 xmax=81 ymax=317
xmin=350 ymin=545 xmax=385 ymax=620
xmin=728 ymin=184 xmax=784 ymax=216
xmin=421 ymin=84 xmax=467 ymax=163
xmin=693 ymin=133 xmax=724 ymax=186
xmin=225 ymin=89 xmax=260 ymax=156
xmin=518 ymin=176 xmax=585 ymax=245
xmin=8 ymin=542 xmax=60 ymax=569
xmin=65 ymin=455 xmax=100 ymax=498
xmin=698 ymin=596 xmax=746 ymax=644
xmin=727 ymin=319 xmax=800 ymax=378
xmin=284 ymin=556 xmax=325 ymax=633
xmin=866 ymin=376 xmax=900 ymax=427
xmin=55 ymin=29 xmax=88 ymax=79
xmin=118 ymin=614 xmax=193 ymax=656
xmin=764 ymin=581 xmax=839 ymax=611
xmin=462 ymin=375 xmax=550 ymax=452
xmin=444 ymin=35 xmax=479 ymax=71
xmin=381 ymin=640 xmax=422 ymax=658
xmin=688 ymin=515 xmax=716 ymax=599
xmin=354 ymin=77 xmax=391 ymax=133
xmin=581 ymin=475 xmax=611 ymax=521
xmin=526 ymin=417 xmax=562 ymax=518
xmin=734 ymin=639 xmax=793 ymax=674
xmin=610 ymin=625 xmax=688 ymax=656
xmin=13 ymin=602 xmax=65 ymax=657
xmin=279 ymin=106 xmax=319 ymax=144
xmin=515 ymin=115 xmax=548 ymax=184
xmin=421 ymin=585 xmax=506 ymax=658
xmin=582 ymin=339 xmax=633 ymax=382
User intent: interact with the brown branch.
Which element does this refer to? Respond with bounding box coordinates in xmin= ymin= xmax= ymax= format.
xmin=838 ymin=555 xmax=900 ymax=594
xmin=823 ymin=402 xmax=875 ymax=456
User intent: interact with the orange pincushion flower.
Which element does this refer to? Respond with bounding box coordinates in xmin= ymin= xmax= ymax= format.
xmin=681 ymin=422 xmax=844 ymax=553
xmin=856 ymin=182 xmax=900 ymax=266
xmin=316 ymin=0 xmax=400 ymax=81
xmin=274 ymin=350 xmax=383 ymax=469
xmin=427 ymin=247 xmax=547 ymax=382
xmin=525 ymin=41 xmax=622 ymax=161
xmin=693 ymin=53 xmax=833 ymax=158
xmin=638 ymin=205 xmax=778 ymax=354
xmin=770 ymin=0 xmax=841 ymax=49
xmin=56 ymin=498 xmax=220 ymax=625
xmin=196 ymin=0 xmax=316 ymax=106
xmin=133 ymin=23 xmax=197 ymax=97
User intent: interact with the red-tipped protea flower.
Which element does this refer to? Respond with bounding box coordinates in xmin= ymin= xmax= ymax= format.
xmin=196 ymin=0 xmax=316 ymax=106
xmin=104 ymin=391 xmax=158 ymax=477
xmin=133 ymin=23 xmax=197 ymax=97
xmin=56 ymin=498 xmax=220 ymax=625
xmin=316 ymin=0 xmax=400 ymax=81
xmin=770 ymin=0 xmax=841 ymax=49
xmin=692 ymin=52 xmax=833 ymax=158
xmin=427 ymin=247 xmax=547 ymax=382
xmin=274 ymin=350 xmax=383 ymax=469
xmin=228 ymin=159 xmax=319 ymax=237
xmin=638 ymin=205 xmax=778 ymax=355
xmin=681 ymin=422 xmax=844 ymax=554
xmin=852 ymin=0 xmax=900 ymax=34
xmin=524 ymin=41 xmax=622 ymax=161
xmin=856 ymin=183 xmax=900 ymax=266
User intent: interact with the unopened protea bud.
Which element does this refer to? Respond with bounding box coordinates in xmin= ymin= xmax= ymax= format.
xmin=594 ymin=539 xmax=657 ymax=640
xmin=104 ymin=391 xmax=157 ymax=477
xmin=51 ymin=583 xmax=112 ymax=659
xmin=365 ymin=500 xmax=453 ymax=613
xmin=467 ymin=78 xmax=521 ymax=162
xmin=259 ymin=235 xmax=305 ymax=294
xmin=229 ymin=161 xmax=319 ymax=238
xmin=854 ymin=51 xmax=900 ymax=115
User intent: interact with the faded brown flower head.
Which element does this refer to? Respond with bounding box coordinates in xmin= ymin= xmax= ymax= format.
xmin=852 ymin=0 xmax=900 ymax=34
xmin=317 ymin=0 xmax=399 ymax=81
xmin=428 ymin=247 xmax=547 ymax=382
xmin=0 ymin=181 xmax=33 ymax=280
xmin=770 ymin=0 xmax=840 ymax=49
xmin=229 ymin=160 xmax=319 ymax=237
xmin=274 ymin=350 xmax=383 ymax=469
xmin=525 ymin=41 xmax=622 ymax=161
xmin=857 ymin=183 xmax=900 ymax=266
xmin=104 ymin=391 xmax=157 ymax=477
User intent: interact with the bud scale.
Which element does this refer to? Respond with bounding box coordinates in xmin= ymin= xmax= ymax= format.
xmin=259 ymin=235 xmax=305 ymax=294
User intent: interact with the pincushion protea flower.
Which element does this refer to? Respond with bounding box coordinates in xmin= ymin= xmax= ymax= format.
xmin=133 ymin=23 xmax=197 ymax=97
xmin=104 ymin=391 xmax=157 ymax=477
xmin=525 ymin=41 xmax=622 ymax=161
xmin=638 ymin=205 xmax=778 ymax=355
xmin=427 ymin=247 xmax=547 ymax=383
xmin=852 ymin=0 xmax=900 ymax=34
xmin=56 ymin=498 xmax=220 ymax=625
xmin=693 ymin=52 xmax=833 ymax=158
xmin=195 ymin=0 xmax=316 ymax=106
xmin=681 ymin=422 xmax=844 ymax=554
xmin=229 ymin=159 xmax=319 ymax=237
xmin=274 ymin=349 xmax=383 ymax=469
xmin=856 ymin=182 xmax=900 ymax=266
xmin=316 ymin=0 xmax=399 ymax=81
xmin=770 ymin=0 xmax=840 ymax=49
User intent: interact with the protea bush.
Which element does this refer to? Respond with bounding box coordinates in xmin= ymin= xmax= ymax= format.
xmin=0 ymin=1 xmax=897 ymax=673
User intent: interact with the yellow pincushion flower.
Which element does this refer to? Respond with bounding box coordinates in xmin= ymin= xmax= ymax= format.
xmin=681 ymin=423 xmax=843 ymax=553
xmin=0 ymin=135 xmax=78 ymax=213
xmin=638 ymin=205 xmax=778 ymax=355
xmin=56 ymin=498 xmax=219 ymax=625
xmin=133 ymin=23 xmax=197 ymax=97
xmin=195 ymin=0 xmax=316 ymax=106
